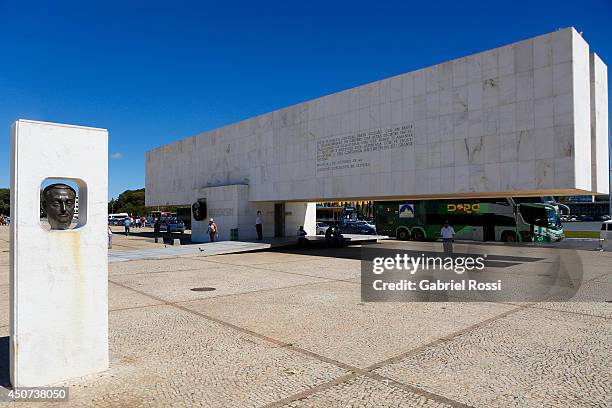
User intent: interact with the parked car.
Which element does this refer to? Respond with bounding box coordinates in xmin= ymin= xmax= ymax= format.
xmin=316 ymin=222 xmax=329 ymax=235
xmin=337 ymin=221 xmax=376 ymax=235
xmin=355 ymin=220 xmax=376 ymax=231
xmin=602 ymin=215 xmax=611 ymax=221
xmin=600 ymin=221 xmax=612 ymax=250
xmin=108 ymin=217 xmax=127 ymax=226
xmin=577 ymin=215 xmax=594 ymax=221
xmin=159 ymin=218 xmax=185 ymax=233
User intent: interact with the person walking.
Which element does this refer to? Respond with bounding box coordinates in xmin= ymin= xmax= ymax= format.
xmin=154 ymin=218 xmax=161 ymax=235
xmin=441 ymin=220 xmax=455 ymax=255
xmin=255 ymin=210 xmax=263 ymax=240
xmin=123 ymin=217 xmax=132 ymax=236
xmin=207 ymin=218 xmax=218 ymax=242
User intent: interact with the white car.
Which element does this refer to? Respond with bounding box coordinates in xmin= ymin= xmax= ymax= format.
xmin=316 ymin=222 xmax=329 ymax=235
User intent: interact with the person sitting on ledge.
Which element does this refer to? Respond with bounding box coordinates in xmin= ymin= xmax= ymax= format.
xmin=297 ymin=226 xmax=307 ymax=238
xmin=297 ymin=226 xmax=309 ymax=246
xmin=325 ymin=224 xmax=334 ymax=242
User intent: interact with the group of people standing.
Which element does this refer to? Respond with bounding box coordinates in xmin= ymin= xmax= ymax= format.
xmin=106 ymin=210 xmax=456 ymax=255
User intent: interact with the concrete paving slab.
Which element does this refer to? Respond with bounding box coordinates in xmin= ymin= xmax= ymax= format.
xmin=189 ymin=251 xmax=318 ymax=266
xmin=109 ymin=257 xmax=222 ymax=277
xmin=528 ymin=280 xmax=612 ymax=318
xmin=111 ymin=264 xmax=329 ymax=304
xmin=281 ymin=375 xmax=453 ymax=408
xmin=48 ymin=305 xmax=347 ymax=407
xmin=376 ymin=307 xmax=612 ymax=408
xmin=108 ymin=282 xmax=165 ymax=311
xmin=181 ymin=280 xmax=515 ymax=368
xmin=252 ymin=257 xmax=363 ymax=282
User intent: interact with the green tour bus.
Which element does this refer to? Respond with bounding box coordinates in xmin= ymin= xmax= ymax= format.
xmin=374 ymin=197 xmax=564 ymax=242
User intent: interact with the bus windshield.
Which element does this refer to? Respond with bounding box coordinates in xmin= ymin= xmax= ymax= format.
xmin=520 ymin=205 xmax=561 ymax=230
xmin=546 ymin=207 xmax=562 ymax=230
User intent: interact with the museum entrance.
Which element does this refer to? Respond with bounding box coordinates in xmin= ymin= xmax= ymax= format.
xmin=274 ymin=203 xmax=285 ymax=237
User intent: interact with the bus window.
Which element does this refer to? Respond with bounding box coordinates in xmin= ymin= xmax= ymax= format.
xmin=494 ymin=214 xmax=516 ymax=226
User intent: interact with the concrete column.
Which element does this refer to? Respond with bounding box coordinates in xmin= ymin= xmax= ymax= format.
xmin=284 ymin=202 xmax=316 ymax=237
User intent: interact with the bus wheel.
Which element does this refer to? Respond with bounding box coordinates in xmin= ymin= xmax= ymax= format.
xmin=397 ymin=228 xmax=409 ymax=241
xmin=411 ymin=229 xmax=425 ymax=241
xmin=502 ymin=232 xmax=517 ymax=242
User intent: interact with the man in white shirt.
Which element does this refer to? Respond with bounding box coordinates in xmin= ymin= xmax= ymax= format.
xmin=255 ymin=210 xmax=263 ymax=240
xmin=441 ymin=220 xmax=455 ymax=255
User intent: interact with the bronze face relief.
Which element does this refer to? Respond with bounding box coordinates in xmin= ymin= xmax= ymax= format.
xmin=43 ymin=183 xmax=76 ymax=230
xmin=192 ymin=198 xmax=207 ymax=221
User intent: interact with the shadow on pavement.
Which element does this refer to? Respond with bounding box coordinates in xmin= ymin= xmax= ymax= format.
xmin=0 ymin=337 xmax=10 ymax=387
xmin=111 ymin=230 xmax=192 ymax=245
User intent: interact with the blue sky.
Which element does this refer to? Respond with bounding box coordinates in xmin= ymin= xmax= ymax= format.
xmin=1 ymin=0 xmax=610 ymax=199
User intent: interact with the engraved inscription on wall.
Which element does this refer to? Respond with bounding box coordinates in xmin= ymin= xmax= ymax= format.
xmin=316 ymin=123 xmax=414 ymax=173
xmin=208 ymin=208 xmax=234 ymax=217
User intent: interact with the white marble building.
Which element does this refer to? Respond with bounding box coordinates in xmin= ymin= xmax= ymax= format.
xmin=146 ymin=28 xmax=608 ymax=242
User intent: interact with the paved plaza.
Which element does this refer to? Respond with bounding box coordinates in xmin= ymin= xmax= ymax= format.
xmin=0 ymin=226 xmax=610 ymax=407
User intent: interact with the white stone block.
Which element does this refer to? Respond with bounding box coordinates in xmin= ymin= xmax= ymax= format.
xmin=514 ymin=40 xmax=534 ymax=73
xmin=146 ymin=28 xmax=607 ymax=206
xmin=571 ymin=30 xmax=592 ymax=191
xmin=533 ymin=33 xmax=552 ymax=69
xmin=590 ymin=53 xmax=609 ymax=194
xmin=10 ymin=120 xmax=108 ymax=387
xmin=534 ymin=97 xmax=554 ymax=129
xmin=534 ymin=66 xmax=553 ymax=99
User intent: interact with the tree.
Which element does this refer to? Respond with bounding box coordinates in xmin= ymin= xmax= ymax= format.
xmin=109 ymin=188 xmax=146 ymax=216
xmin=0 ymin=189 xmax=9 ymax=216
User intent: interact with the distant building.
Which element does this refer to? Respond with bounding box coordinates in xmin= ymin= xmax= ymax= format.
xmin=559 ymin=195 xmax=610 ymax=216
xmin=146 ymin=28 xmax=609 ymax=242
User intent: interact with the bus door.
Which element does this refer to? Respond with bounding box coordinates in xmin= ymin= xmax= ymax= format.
xmin=483 ymin=214 xmax=495 ymax=241
xmin=472 ymin=226 xmax=484 ymax=241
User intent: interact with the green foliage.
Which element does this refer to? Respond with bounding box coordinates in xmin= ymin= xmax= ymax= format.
xmin=109 ymin=188 xmax=146 ymax=216
xmin=0 ymin=188 xmax=9 ymax=216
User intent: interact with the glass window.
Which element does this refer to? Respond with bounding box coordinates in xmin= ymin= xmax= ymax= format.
xmin=494 ymin=214 xmax=516 ymax=226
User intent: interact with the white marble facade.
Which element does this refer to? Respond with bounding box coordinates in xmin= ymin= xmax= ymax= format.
xmin=147 ymin=28 xmax=608 ymax=215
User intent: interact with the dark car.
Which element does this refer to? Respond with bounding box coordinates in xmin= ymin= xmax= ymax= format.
xmin=337 ymin=222 xmax=376 ymax=235
xmin=577 ymin=215 xmax=594 ymax=221
xmin=159 ymin=218 xmax=186 ymax=233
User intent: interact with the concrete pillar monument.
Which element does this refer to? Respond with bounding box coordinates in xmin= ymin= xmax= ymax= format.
xmin=10 ymin=120 xmax=109 ymax=386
